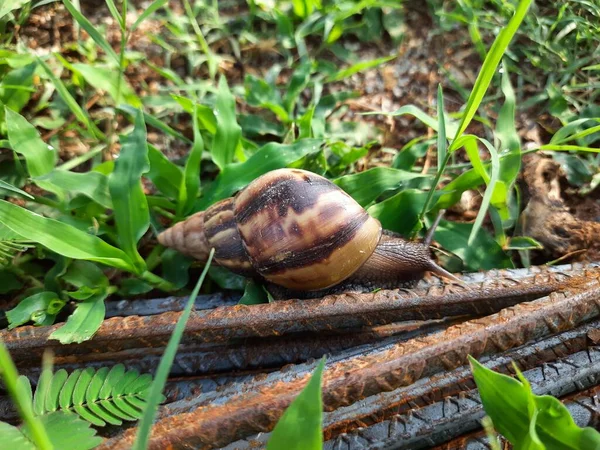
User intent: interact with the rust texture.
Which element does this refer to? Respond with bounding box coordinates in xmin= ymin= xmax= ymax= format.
xmin=97 ymin=271 xmax=600 ymax=449
xmin=11 ymin=319 xmax=453 ymax=378
xmin=1 ymin=268 xmax=586 ymax=361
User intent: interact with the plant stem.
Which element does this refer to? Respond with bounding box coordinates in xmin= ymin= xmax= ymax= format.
xmin=0 ymin=341 xmax=53 ymax=450
xmin=417 ymin=152 xmax=452 ymax=234
xmin=139 ymin=270 xmax=178 ymax=292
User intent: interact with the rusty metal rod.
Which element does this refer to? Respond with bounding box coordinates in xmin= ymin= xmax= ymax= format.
xmin=218 ymin=319 xmax=600 ymax=449
xmin=11 ymin=319 xmax=455 ymax=378
xmin=96 ymin=272 xmax=600 ymax=449
xmin=2 ymin=268 xmax=587 ymax=361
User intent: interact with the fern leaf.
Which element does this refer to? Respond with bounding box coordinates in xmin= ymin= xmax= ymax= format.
xmin=30 ymin=364 xmax=154 ymax=426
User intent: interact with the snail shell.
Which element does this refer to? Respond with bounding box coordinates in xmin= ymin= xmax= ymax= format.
xmin=158 ymin=168 xmax=382 ymax=291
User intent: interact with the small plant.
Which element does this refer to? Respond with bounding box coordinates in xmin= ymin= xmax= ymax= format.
xmin=469 ymin=356 xmax=600 ymax=449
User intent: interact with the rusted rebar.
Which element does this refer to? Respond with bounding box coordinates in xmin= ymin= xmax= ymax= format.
xmin=3 ymin=268 xmax=589 ymax=361
xmin=217 ymin=319 xmax=600 ymax=449
xmin=97 ymin=271 xmax=600 ymax=449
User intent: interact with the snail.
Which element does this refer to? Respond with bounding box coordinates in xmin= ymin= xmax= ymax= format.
xmin=157 ymin=168 xmax=460 ymax=298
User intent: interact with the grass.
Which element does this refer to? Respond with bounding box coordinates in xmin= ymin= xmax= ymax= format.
xmin=0 ymin=0 xmax=599 ymax=447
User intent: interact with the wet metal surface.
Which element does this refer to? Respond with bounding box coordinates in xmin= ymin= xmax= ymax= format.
xmin=96 ymin=271 xmax=600 ymax=449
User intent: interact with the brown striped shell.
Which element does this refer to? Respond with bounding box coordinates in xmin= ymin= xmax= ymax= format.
xmin=157 ymin=168 xmax=382 ymax=291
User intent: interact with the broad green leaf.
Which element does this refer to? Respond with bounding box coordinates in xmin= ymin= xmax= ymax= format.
xmin=62 ymin=0 xmax=119 ymax=63
xmin=292 ymin=0 xmax=321 ymax=18
xmin=470 ymin=356 xmax=600 ymax=450
xmin=325 ymin=55 xmax=396 ymax=83
xmin=211 ymin=77 xmax=242 ymax=170
xmin=177 ymin=108 xmax=204 ymax=216
xmin=71 ymin=63 xmax=141 ymax=107
xmin=33 ymin=360 xmax=53 ymax=416
xmin=196 ymin=139 xmax=323 ymax=210
xmin=0 ymin=422 xmax=35 ymax=449
xmin=267 ymin=357 xmax=326 ymax=450
xmin=5 ymin=107 xmax=56 ymax=178
xmin=34 ymin=170 xmax=112 ymax=209
xmin=6 ymin=292 xmax=61 ymax=329
xmin=449 ymin=0 xmax=532 ymax=150
xmin=245 ymin=74 xmax=288 ymax=121
xmin=24 ymin=412 xmax=102 ymax=450
xmin=49 ymin=291 xmax=107 ymax=344
xmin=62 ymin=260 xmax=109 ymax=289
xmin=334 ymin=167 xmax=426 ymax=207
xmin=132 ymin=250 xmax=215 ymax=450
xmin=550 ymin=119 xmax=600 ymax=145
xmin=434 ymin=220 xmax=513 ymax=271
xmin=0 ymin=63 xmax=36 ymax=113
xmin=170 ymin=97 xmax=216 ymax=135
xmin=0 ymin=199 xmax=136 ymax=271
xmin=0 ymin=0 xmax=29 ymax=19
xmin=367 ymin=189 xmax=430 ymax=235
xmin=147 ymin=145 xmax=183 ymax=199
xmin=239 ymin=280 xmax=269 ymax=305
xmin=109 ymin=109 xmax=150 ymax=273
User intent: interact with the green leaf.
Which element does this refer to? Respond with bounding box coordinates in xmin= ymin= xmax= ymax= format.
xmin=0 ymin=422 xmax=35 ymax=450
xmin=505 ymin=236 xmax=543 ymax=251
xmin=469 ymin=356 xmax=600 ymax=450
xmin=6 ymin=292 xmax=61 ymax=329
xmin=267 ymin=357 xmax=326 ymax=450
xmin=211 ymin=76 xmax=242 ymax=170
xmin=367 ymin=189 xmax=431 ymax=235
xmin=37 ymin=58 xmax=105 ymax=140
xmin=25 ymin=412 xmax=102 ymax=450
xmin=239 ymin=280 xmax=269 ymax=305
xmin=5 ymin=107 xmax=57 ymax=178
xmin=0 ymin=179 xmax=34 ymax=199
xmin=147 ymin=144 xmax=183 ymax=199
xmin=109 ymin=109 xmax=150 ymax=273
xmin=34 ymin=170 xmax=112 ymax=209
xmin=284 ymin=59 xmax=313 ymax=113
xmin=335 ymin=167 xmax=427 ymax=207
xmin=176 ymin=108 xmax=204 ymax=216
xmin=433 ymin=220 xmax=513 ymax=271
xmin=131 ymin=0 xmax=168 ymax=31
xmin=325 ymin=55 xmax=396 ymax=83
xmin=62 ymin=0 xmax=119 ymax=63
xmin=71 ymin=63 xmax=141 ymax=107
xmin=33 ymin=360 xmax=53 ymax=416
xmin=449 ymin=0 xmax=532 ymax=150
xmin=132 ymin=250 xmax=215 ymax=450
xmin=49 ymin=291 xmax=107 ymax=344
xmin=0 ymin=200 xmax=136 ymax=271
xmin=369 ymin=104 xmax=459 ymax=137
xmin=196 ymin=139 xmax=323 ymax=210
xmin=437 ymin=84 xmax=447 ymax=173
xmin=0 ymin=63 xmax=36 ymax=113
xmin=0 ymin=0 xmax=29 ymax=20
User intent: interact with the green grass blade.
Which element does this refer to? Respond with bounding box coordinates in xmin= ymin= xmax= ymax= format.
xmin=132 ymin=249 xmax=215 ymax=450
xmin=131 ymin=0 xmax=168 ymax=31
xmin=147 ymin=145 xmax=183 ymax=199
xmin=5 ymin=107 xmax=56 ymax=178
xmin=211 ymin=77 xmax=242 ymax=170
xmin=108 ymin=109 xmax=150 ymax=273
xmin=0 ymin=199 xmax=136 ymax=271
xmin=37 ymin=57 xmax=105 ymax=140
xmin=176 ymin=107 xmax=204 ymax=216
xmin=437 ymin=84 xmax=447 ymax=174
xmin=35 ymin=170 xmax=112 ymax=209
xmin=325 ymin=55 xmax=396 ymax=83
xmin=0 ymin=179 xmax=34 ymax=199
xmin=267 ymin=357 xmax=326 ymax=450
xmin=449 ymin=0 xmax=532 ymax=151
xmin=537 ymin=144 xmax=600 ymax=153
xmin=62 ymin=0 xmax=120 ymax=63
xmin=0 ymin=341 xmax=53 ymax=450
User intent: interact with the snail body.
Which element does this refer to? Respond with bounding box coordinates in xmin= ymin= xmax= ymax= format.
xmin=158 ymin=168 xmax=459 ymax=296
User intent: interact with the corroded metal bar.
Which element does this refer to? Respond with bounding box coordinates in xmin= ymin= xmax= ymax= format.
xmin=220 ymin=319 xmax=600 ymax=449
xmin=2 ymin=268 xmax=586 ymax=360
xmin=12 ymin=319 xmax=453 ymax=377
xmin=97 ymin=272 xmax=600 ymax=449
